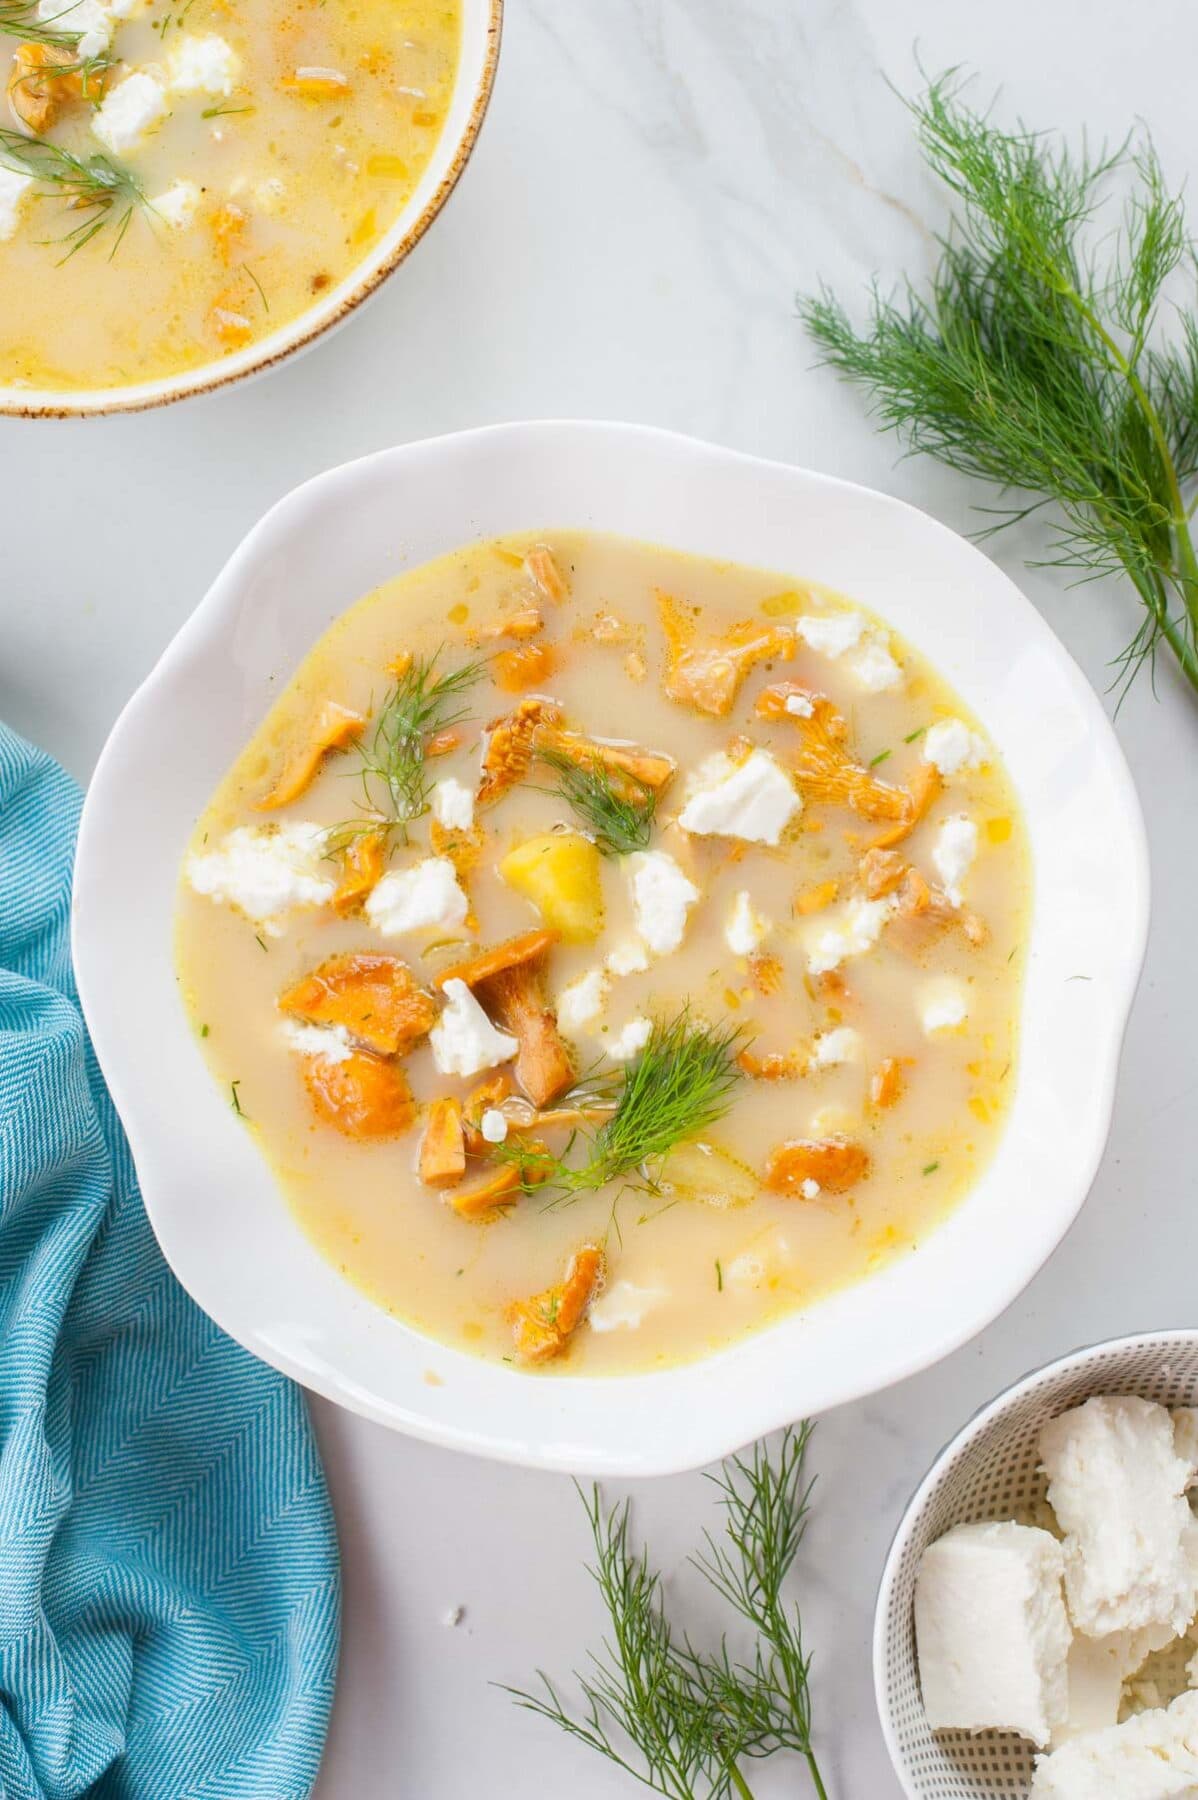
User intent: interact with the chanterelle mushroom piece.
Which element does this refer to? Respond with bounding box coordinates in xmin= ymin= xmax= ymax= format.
xmin=8 ymin=43 xmax=94 ymax=134
xmin=477 ymin=697 xmax=675 ymax=808
xmin=256 ymin=699 xmax=365 ymax=810
xmin=279 ymin=952 xmax=437 ymax=1056
xmin=756 ymin=681 xmax=908 ymax=822
xmin=507 ymin=1243 xmax=606 ymax=1364
xmin=657 ymin=590 xmax=793 ymax=717
xmin=435 ymin=929 xmax=574 ymax=1107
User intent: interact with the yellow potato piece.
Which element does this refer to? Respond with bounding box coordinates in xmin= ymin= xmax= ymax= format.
xmin=499 ymin=833 xmax=604 ymax=944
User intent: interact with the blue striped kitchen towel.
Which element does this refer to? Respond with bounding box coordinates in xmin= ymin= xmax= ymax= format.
xmin=0 ymin=723 xmax=340 ymax=1800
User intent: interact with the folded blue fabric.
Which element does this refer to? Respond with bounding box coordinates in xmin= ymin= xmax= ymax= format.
xmin=0 ymin=724 xmax=340 ymax=1800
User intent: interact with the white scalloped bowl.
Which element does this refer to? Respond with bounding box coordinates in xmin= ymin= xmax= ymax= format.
xmin=72 ymin=422 xmax=1149 ymax=1476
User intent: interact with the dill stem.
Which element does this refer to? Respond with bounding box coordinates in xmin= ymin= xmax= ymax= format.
xmin=805 ymin=1747 xmax=830 ymax=1800
xmin=728 ymin=1766 xmax=755 ymax=1800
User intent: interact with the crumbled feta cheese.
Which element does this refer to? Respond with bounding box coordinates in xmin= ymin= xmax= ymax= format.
xmin=678 ymin=750 xmax=801 ymax=846
xmin=796 ymin=611 xmax=866 ymax=656
xmin=725 ymin=890 xmax=771 ymax=957
xmin=932 ymin=814 xmax=979 ymax=906
xmin=186 ymin=822 xmax=336 ymax=936
xmin=919 ymin=977 xmax=970 ymax=1036
xmin=93 ymin=71 xmax=169 ymax=156
xmin=1174 ymin=1410 xmax=1198 ymax=1489
xmin=809 ymin=1027 xmax=862 ymax=1068
xmin=1040 ymin=1397 xmax=1198 ymax=1641
xmin=606 ymin=1017 xmax=652 ymax=1062
xmin=784 ymin=692 xmax=814 ymax=718
xmin=429 ymin=980 xmax=518 ymax=1078
xmin=606 ymin=939 xmax=650 ymax=976
xmin=923 ymin=717 xmax=988 ymax=777
xmin=846 ymin=637 xmax=904 ymax=692
xmin=150 ymin=179 xmax=201 ymax=229
xmin=38 ymin=0 xmax=112 ymax=58
xmin=800 ymin=1178 xmax=821 ymax=1200
xmin=0 ymin=167 xmax=34 ymax=243
xmin=915 ymin=1521 xmax=1071 ymax=1748
xmin=1031 ymin=1690 xmax=1198 ymax=1796
xmin=625 ymin=851 xmax=700 ymax=956
xmin=279 ymin=1020 xmax=352 ymax=1063
xmin=168 ymin=33 xmax=240 ymax=96
xmin=803 ymin=895 xmax=893 ymax=975
xmin=364 ymin=858 xmax=468 ymax=937
xmin=1054 ymin=1633 xmax=1132 ymax=1746
xmin=480 ymin=1108 xmax=508 ymax=1144
xmin=589 ymin=1281 xmax=668 ymax=1333
xmin=556 ymin=968 xmax=608 ymax=1038
xmin=430 ymin=777 xmax=475 ymax=831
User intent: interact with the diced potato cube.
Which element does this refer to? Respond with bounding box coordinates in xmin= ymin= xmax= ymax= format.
xmin=499 ymin=833 xmax=604 ymax=944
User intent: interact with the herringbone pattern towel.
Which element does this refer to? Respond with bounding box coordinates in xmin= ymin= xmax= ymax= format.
xmin=0 ymin=724 xmax=340 ymax=1800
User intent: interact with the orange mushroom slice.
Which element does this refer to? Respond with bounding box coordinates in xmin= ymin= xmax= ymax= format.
xmin=869 ymin=1058 xmax=905 ymax=1111
xmin=524 ymin=546 xmax=569 ymax=603
xmin=494 ymin=642 xmax=558 ymax=693
xmin=477 ymin=697 xmax=675 ymax=809
xmin=8 ymin=42 xmax=96 ymax=132
xmin=758 ymin=683 xmax=907 ymax=823
xmin=304 ymin=1051 xmax=416 ymax=1138
xmin=281 ymin=65 xmax=351 ymax=98
xmin=507 ymin=1243 xmax=606 ymax=1364
xmin=658 ymin=591 xmax=793 ymax=717
xmin=737 ymin=1047 xmax=809 ymax=1081
xmin=435 ymin=931 xmax=574 ymax=1108
xmin=331 ymin=830 xmax=388 ymax=916
xmin=468 ymin=602 xmax=544 ymax=645
xmin=256 ymin=700 xmax=365 ymax=810
xmin=537 ymin=721 xmax=676 ymax=798
xmin=868 ymin=761 xmax=942 ymax=850
xmin=763 ymin=1135 xmax=871 ymax=1195
xmin=887 ymin=868 xmax=987 ymax=954
xmin=857 ymin=847 xmax=908 ymax=900
xmin=279 ymin=952 xmax=437 ymax=1056
xmin=419 ymin=1097 xmax=467 ymax=1189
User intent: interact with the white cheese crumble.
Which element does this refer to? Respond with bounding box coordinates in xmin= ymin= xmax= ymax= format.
xmin=796 ymin=611 xmax=903 ymax=691
xmin=167 ymin=33 xmax=240 ymax=96
xmin=606 ymin=939 xmax=650 ymax=976
xmin=800 ymin=1178 xmax=821 ymax=1200
xmin=606 ymin=1017 xmax=652 ymax=1062
xmin=589 ymin=1280 xmax=668 ymax=1334
xmin=186 ymin=822 xmax=336 ymax=936
xmin=429 ymin=980 xmax=518 ymax=1079
xmin=555 ymin=968 xmax=608 ymax=1038
xmin=919 ymin=977 xmax=969 ymax=1036
xmin=624 ymin=851 xmax=700 ymax=956
xmin=0 ymin=167 xmax=34 ymax=243
xmin=430 ymin=777 xmax=475 ymax=831
xmin=923 ymin=717 xmax=988 ymax=777
xmin=725 ymin=890 xmax=771 ymax=956
xmin=1031 ymin=1690 xmax=1198 ymax=1796
xmin=915 ymin=1521 xmax=1071 ymax=1748
xmin=784 ymin=692 xmax=814 ymax=718
xmin=846 ymin=637 xmax=904 ymax=692
xmin=803 ymin=896 xmax=893 ymax=975
xmin=150 ymin=179 xmax=201 ymax=229
xmin=932 ymin=814 xmax=979 ymax=906
xmin=1173 ymin=1409 xmax=1198 ymax=1489
xmin=795 ymin=611 xmax=866 ymax=656
xmin=809 ymin=1027 xmax=863 ymax=1068
xmin=479 ymin=1108 xmax=508 ymax=1145
xmin=364 ymin=858 xmax=468 ymax=937
xmin=279 ymin=1020 xmax=352 ymax=1063
xmin=678 ymin=749 xmax=801 ymax=846
xmin=38 ymin=0 xmax=113 ymax=58
xmin=93 ymin=70 xmax=169 ymax=156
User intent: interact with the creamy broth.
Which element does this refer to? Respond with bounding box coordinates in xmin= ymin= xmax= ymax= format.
xmin=175 ymin=532 xmax=1029 ymax=1375
xmin=0 ymin=0 xmax=459 ymax=391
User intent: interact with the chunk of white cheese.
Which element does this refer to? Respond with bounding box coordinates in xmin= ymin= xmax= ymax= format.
xmin=846 ymin=636 xmax=904 ymax=692
xmin=725 ymin=890 xmax=771 ymax=956
xmin=167 ymin=32 xmax=240 ymax=96
xmin=803 ymin=895 xmax=893 ymax=975
xmin=479 ymin=1108 xmax=508 ymax=1144
xmin=429 ymin=980 xmax=518 ymax=1079
xmin=279 ymin=1020 xmax=352 ymax=1063
xmin=1174 ymin=1410 xmax=1198 ymax=1489
xmin=1031 ymin=1690 xmax=1198 ymax=1797
xmin=800 ymin=1177 xmax=821 ymax=1200
xmin=556 ymin=967 xmax=608 ymax=1038
xmin=186 ymin=822 xmax=336 ymax=936
xmin=795 ymin=611 xmax=866 ymax=656
xmin=809 ymin=1027 xmax=862 ymax=1068
xmin=920 ymin=977 xmax=969 ymax=1036
xmin=606 ymin=1017 xmax=652 ymax=1062
xmin=364 ymin=857 xmax=468 ymax=937
xmin=38 ymin=0 xmax=113 ymax=57
xmin=678 ymin=749 xmax=801 ymax=846
xmin=796 ymin=611 xmax=902 ymax=691
xmin=1053 ymin=1633 xmax=1130 ymax=1747
xmin=0 ymin=167 xmax=34 ymax=243
xmin=923 ymin=717 xmax=988 ymax=778
xmin=1040 ymin=1396 xmax=1198 ymax=1641
xmin=93 ymin=70 xmax=170 ymax=156
xmin=606 ymin=939 xmax=650 ymax=976
xmin=150 ymin=178 xmax=202 ymax=229
xmin=430 ymin=777 xmax=475 ymax=831
xmin=932 ymin=814 xmax=979 ymax=906
xmin=784 ymin=692 xmax=814 ymax=718
xmin=624 ymin=850 xmax=700 ymax=956
xmin=915 ymin=1520 xmax=1071 ymax=1748
xmin=589 ymin=1280 xmax=668 ymax=1334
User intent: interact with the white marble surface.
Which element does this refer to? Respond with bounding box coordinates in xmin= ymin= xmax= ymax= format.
xmin=7 ymin=1 xmax=1198 ymax=1793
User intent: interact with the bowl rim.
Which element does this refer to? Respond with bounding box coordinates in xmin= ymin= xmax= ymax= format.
xmin=0 ymin=0 xmax=503 ymax=421
xmin=71 ymin=420 xmax=1151 ymax=1475
xmin=870 ymin=1327 xmax=1198 ymax=1797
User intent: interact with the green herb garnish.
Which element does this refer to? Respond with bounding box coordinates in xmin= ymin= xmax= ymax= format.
xmin=504 ymin=1424 xmax=827 ymax=1799
xmin=538 ymin=746 xmax=657 ymax=856
xmin=335 ymin=650 xmax=486 ymax=847
xmin=922 ymin=1160 xmax=940 ymax=1176
xmin=0 ymin=127 xmax=144 ymax=259
xmin=801 ymin=73 xmax=1198 ymax=698
xmin=868 ymin=748 xmax=892 ymax=768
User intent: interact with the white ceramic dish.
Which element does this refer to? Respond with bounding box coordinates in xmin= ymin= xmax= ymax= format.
xmin=72 ymin=421 xmax=1149 ymax=1476
xmin=2 ymin=0 xmax=501 ymax=420
xmin=874 ymin=1331 xmax=1198 ymax=1799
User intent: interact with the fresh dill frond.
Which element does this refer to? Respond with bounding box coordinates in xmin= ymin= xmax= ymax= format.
xmin=800 ymin=73 xmax=1198 ymax=698
xmin=0 ymin=0 xmax=83 ymax=48
xmin=502 ymin=1424 xmax=827 ymax=1800
xmin=346 ymin=650 xmax=486 ymax=844
xmin=0 ymin=128 xmax=144 ymax=259
xmin=538 ymin=747 xmax=657 ymax=856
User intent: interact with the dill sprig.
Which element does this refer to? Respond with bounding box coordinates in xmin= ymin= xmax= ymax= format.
xmin=800 ymin=73 xmax=1198 ymax=697
xmin=1 ymin=0 xmax=81 ymax=47
xmin=503 ymin=1424 xmax=827 ymax=1800
xmin=0 ymin=128 xmax=144 ymax=259
xmin=345 ymin=650 xmax=486 ymax=845
xmin=538 ymin=747 xmax=657 ymax=856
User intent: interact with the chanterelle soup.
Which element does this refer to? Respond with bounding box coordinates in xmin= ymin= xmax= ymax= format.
xmin=0 ymin=0 xmax=460 ymax=391
xmin=176 ymin=532 xmax=1029 ymax=1375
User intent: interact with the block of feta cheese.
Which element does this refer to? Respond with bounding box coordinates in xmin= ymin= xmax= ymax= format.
xmin=923 ymin=717 xmax=988 ymax=778
xmin=279 ymin=1020 xmax=352 ymax=1064
xmin=725 ymin=890 xmax=770 ymax=956
xmin=430 ymin=777 xmax=474 ymax=831
xmin=932 ymin=815 xmax=978 ymax=906
xmin=1040 ymin=1397 xmax=1198 ymax=1641
xmin=0 ymin=167 xmax=34 ymax=243
xmin=606 ymin=1017 xmax=652 ymax=1062
xmin=93 ymin=70 xmax=170 ymax=156
xmin=429 ymin=980 xmax=518 ymax=1079
xmin=589 ymin=1280 xmax=668 ymax=1334
xmin=624 ymin=850 xmax=699 ymax=955
xmin=186 ymin=822 xmax=336 ymax=936
xmin=555 ymin=967 xmax=608 ymax=1039
xmin=920 ymin=977 xmax=970 ymax=1037
xmin=794 ymin=610 xmax=903 ymax=691
xmin=1054 ymin=1633 xmax=1134 ymax=1746
xmin=1173 ymin=1410 xmax=1198 ymax=1488
xmin=1032 ymin=1689 xmax=1198 ymax=1797
xmin=364 ymin=857 xmax=468 ymax=937
xmin=809 ymin=1027 xmax=862 ymax=1068
xmin=150 ymin=178 xmax=202 ymax=229
xmin=167 ymin=33 xmax=241 ymax=96
xmin=915 ymin=1520 xmax=1072 ymax=1747
xmin=606 ymin=938 xmax=650 ymax=976
xmin=38 ymin=0 xmax=113 ymax=57
xmin=802 ymin=895 xmax=893 ymax=975
xmin=678 ymin=750 xmax=801 ymax=845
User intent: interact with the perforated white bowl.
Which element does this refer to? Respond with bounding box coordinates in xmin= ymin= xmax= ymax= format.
xmin=874 ymin=1331 xmax=1198 ymax=1797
